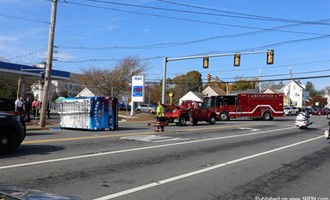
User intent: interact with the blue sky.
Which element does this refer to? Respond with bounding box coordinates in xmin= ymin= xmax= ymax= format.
xmin=0 ymin=0 xmax=329 ymax=90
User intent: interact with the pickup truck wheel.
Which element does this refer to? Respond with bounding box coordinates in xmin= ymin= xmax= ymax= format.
xmin=219 ymin=112 xmax=229 ymax=121
xmin=178 ymin=116 xmax=186 ymax=126
xmin=0 ymin=128 xmax=18 ymax=155
xmin=209 ymin=115 xmax=216 ymax=124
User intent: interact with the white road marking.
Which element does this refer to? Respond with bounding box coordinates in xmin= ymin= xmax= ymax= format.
xmin=120 ymin=135 xmax=189 ymax=142
xmin=93 ymin=136 xmax=324 ymax=200
xmin=239 ymin=127 xmax=260 ymax=131
xmin=0 ymin=127 xmax=295 ymax=170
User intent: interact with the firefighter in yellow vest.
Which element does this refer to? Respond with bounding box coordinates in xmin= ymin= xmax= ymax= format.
xmin=155 ymin=101 xmax=165 ymax=132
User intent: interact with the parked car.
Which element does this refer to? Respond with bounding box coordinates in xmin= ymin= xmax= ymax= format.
xmin=314 ymin=108 xmax=328 ymax=115
xmin=284 ymin=107 xmax=291 ymax=116
xmin=136 ymin=104 xmax=157 ymax=113
xmin=118 ymin=101 xmax=131 ymax=111
xmin=290 ymin=106 xmax=299 ymax=115
xmin=0 ymin=112 xmax=26 ymax=155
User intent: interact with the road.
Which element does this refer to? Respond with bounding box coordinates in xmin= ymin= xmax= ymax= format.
xmin=1 ymin=116 xmax=330 ymax=200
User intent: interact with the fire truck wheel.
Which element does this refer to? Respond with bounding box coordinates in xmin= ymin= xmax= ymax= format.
xmin=262 ymin=112 xmax=272 ymax=121
xmin=209 ymin=115 xmax=216 ymax=124
xmin=219 ymin=112 xmax=229 ymax=121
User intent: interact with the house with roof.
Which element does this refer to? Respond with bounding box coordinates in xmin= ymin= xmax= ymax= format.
xmin=202 ymin=85 xmax=226 ymax=96
xmin=76 ymin=87 xmax=103 ymax=97
xmin=277 ymin=80 xmax=309 ymax=108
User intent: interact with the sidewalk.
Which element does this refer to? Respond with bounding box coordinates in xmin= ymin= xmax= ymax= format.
xmin=26 ymin=112 xmax=155 ymax=131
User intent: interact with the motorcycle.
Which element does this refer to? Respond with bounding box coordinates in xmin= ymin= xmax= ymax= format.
xmin=295 ymin=112 xmax=312 ymax=129
xmin=325 ymin=121 xmax=330 ymax=140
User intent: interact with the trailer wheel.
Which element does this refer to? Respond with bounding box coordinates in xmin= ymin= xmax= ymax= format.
xmin=219 ymin=112 xmax=229 ymax=121
xmin=262 ymin=112 xmax=272 ymax=121
xmin=177 ymin=116 xmax=186 ymax=126
xmin=209 ymin=115 xmax=216 ymax=124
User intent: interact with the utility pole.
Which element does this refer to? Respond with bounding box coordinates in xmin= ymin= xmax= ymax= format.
xmin=40 ymin=0 xmax=58 ymax=127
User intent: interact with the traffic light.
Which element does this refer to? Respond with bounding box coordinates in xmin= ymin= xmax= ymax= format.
xmin=267 ymin=50 xmax=274 ymax=65
xmin=234 ymin=53 xmax=240 ymax=66
xmin=203 ymin=56 xmax=209 ymax=68
xmin=215 ymin=76 xmax=219 ymax=83
xmin=207 ymin=74 xmax=211 ymax=85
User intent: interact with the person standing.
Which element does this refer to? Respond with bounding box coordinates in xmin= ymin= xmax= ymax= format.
xmin=24 ymin=96 xmax=32 ymax=121
xmin=15 ymin=96 xmax=23 ymax=112
xmin=155 ymin=101 xmax=165 ymax=132
xmin=32 ymin=98 xmax=40 ymax=119
xmin=188 ymin=102 xmax=194 ymax=126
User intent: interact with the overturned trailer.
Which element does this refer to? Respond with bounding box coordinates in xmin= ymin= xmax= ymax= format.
xmin=59 ymin=96 xmax=118 ymax=130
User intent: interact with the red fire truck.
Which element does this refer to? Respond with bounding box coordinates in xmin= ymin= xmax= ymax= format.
xmin=203 ymin=93 xmax=284 ymax=121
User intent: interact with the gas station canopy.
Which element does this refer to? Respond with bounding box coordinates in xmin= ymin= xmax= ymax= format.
xmin=0 ymin=61 xmax=70 ymax=80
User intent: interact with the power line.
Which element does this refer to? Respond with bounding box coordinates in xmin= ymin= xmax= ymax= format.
xmin=62 ymin=1 xmax=330 ymax=32
xmin=0 ymin=13 xmax=50 ymax=24
xmin=156 ymin=0 xmax=330 ymax=25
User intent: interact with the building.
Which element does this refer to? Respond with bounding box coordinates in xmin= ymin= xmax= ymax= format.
xmin=202 ymin=85 xmax=226 ymax=96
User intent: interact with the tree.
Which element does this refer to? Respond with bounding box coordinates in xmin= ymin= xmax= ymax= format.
xmin=170 ymin=71 xmax=202 ymax=103
xmin=306 ymin=95 xmax=327 ymax=107
xmin=230 ymin=77 xmax=258 ymax=91
xmin=80 ymin=56 xmax=147 ymax=97
xmin=305 ymin=81 xmax=319 ymax=97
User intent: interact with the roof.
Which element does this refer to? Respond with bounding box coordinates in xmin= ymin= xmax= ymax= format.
xmin=76 ymin=87 xmax=103 ymax=97
xmin=203 ymin=85 xmax=226 ymax=96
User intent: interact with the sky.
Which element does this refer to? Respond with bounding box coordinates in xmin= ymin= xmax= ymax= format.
xmin=0 ymin=0 xmax=329 ymax=90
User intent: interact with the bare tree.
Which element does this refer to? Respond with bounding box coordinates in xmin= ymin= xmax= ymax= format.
xmin=80 ymin=56 xmax=147 ymax=97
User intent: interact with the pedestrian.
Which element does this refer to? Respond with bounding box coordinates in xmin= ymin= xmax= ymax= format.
xmin=15 ymin=96 xmax=24 ymax=112
xmin=188 ymin=102 xmax=194 ymax=126
xmin=24 ymin=96 xmax=32 ymax=121
xmin=32 ymin=98 xmax=40 ymax=119
xmin=155 ymin=100 xmax=165 ymax=132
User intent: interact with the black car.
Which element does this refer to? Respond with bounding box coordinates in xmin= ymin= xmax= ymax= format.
xmin=118 ymin=101 xmax=131 ymax=111
xmin=0 ymin=112 xmax=26 ymax=155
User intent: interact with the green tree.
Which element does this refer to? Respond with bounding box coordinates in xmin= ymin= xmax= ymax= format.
xmin=170 ymin=71 xmax=202 ymax=103
xmin=305 ymin=81 xmax=318 ymax=97
xmin=231 ymin=77 xmax=258 ymax=91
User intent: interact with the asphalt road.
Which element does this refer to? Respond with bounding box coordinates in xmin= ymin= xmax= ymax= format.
xmin=1 ymin=116 xmax=330 ymax=200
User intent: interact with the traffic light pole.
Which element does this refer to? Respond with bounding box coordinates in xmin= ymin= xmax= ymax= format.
xmin=162 ymin=50 xmax=271 ymax=104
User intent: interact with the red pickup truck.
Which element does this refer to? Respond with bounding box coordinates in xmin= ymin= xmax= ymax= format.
xmin=164 ymin=100 xmax=216 ymax=126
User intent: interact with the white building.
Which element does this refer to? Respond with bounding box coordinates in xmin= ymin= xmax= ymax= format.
xmin=280 ymin=80 xmax=309 ymax=108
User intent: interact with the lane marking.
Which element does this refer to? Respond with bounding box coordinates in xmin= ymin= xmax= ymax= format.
xmin=0 ymin=127 xmax=294 ymax=170
xmin=23 ymin=124 xmax=256 ymax=144
xmin=93 ymin=136 xmax=324 ymax=200
xmin=239 ymin=127 xmax=260 ymax=131
xmin=120 ymin=135 xmax=189 ymax=143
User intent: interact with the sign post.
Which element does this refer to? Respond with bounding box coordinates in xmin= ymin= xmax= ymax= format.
xmin=131 ymin=75 xmax=145 ymax=115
